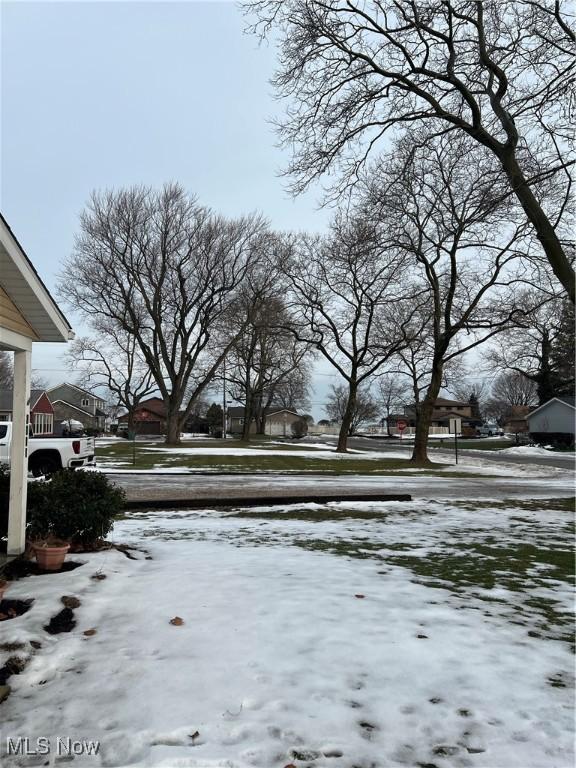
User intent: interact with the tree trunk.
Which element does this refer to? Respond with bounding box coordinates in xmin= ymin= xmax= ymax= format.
xmin=255 ymin=412 xmax=266 ymax=435
xmin=165 ymin=413 xmax=181 ymax=445
xmin=500 ymin=152 xmax=575 ymax=304
xmin=537 ymin=330 xmax=555 ymax=404
xmin=254 ymin=394 xmax=266 ymax=435
xmin=336 ymin=383 xmax=357 ymax=453
xmin=411 ymin=363 xmax=444 ymax=465
xmin=242 ymin=398 xmax=254 ymax=442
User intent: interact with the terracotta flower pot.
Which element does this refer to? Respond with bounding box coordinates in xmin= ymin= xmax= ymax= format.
xmin=32 ymin=542 xmax=70 ymax=571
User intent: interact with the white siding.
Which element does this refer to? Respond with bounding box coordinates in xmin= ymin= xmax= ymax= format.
xmin=528 ymin=401 xmax=575 ymax=434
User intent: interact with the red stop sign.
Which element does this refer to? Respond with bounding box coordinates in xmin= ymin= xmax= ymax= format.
xmin=397 ymin=419 xmax=407 ymax=432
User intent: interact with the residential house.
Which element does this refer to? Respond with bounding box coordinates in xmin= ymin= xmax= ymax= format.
xmin=227 ymin=406 xmax=303 ymax=436
xmin=527 ymin=396 xmax=575 ymax=445
xmin=0 ymin=213 xmax=73 ymax=555
xmin=117 ymin=398 xmax=209 ymax=436
xmin=388 ymin=397 xmax=482 ymax=436
xmin=117 ymin=397 xmax=167 ymax=435
xmin=0 ymin=388 xmax=55 ymax=435
xmin=46 ymin=383 xmax=106 ymax=434
xmin=503 ymin=404 xmax=532 ymax=435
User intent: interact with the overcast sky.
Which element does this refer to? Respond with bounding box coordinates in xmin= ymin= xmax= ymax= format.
xmin=1 ymin=0 xmax=339 ymax=418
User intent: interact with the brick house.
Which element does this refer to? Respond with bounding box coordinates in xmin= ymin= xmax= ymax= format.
xmin=0 ymin=388 xmax=55 ymax=435
xmin=116 ymin=398 xmax=210 ymax=436
xmin=117 ymin=397 xmax=167 ymax=435
xmin=46 ymin=382 xmax=107 ymax=434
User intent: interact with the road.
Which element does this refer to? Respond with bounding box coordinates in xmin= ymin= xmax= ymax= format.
xmin=340 ymin=435 xmax=576 ymax=471
xmin=111 ymin=470 xmax=575 ymax=505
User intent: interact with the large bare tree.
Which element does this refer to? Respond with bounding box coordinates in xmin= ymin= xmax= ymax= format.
xmin=246 ymin=0 xmax=575 ymax=301
xmin=375 ymin=373 xmax=411 ymax=436
xmin=65 ymin=327 xmax=156 ymax=433
xmin=58 ymin=184 xmax=266 ymax=443
xmin=226 ymin=282 xmax=312 ymax=441
xmin=282 ymin=215 xmax=421 ymax=452
xmin=325 ymin=382 xmax=380 ymax=434
xmin=364 ymin=133 xmax=536 ymax=463
xmin=486 ymin=294 xmax=575 ymax=403
xmin=268 ymin=366 xmax=311 ymax=415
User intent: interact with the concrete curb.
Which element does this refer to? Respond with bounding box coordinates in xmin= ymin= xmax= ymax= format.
xmin=124 ymin=492 xmax=412 ymax=511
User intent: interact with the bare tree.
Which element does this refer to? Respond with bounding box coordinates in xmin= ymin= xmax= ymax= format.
xmin=447 ymin=379 xmax=489 ymax=418
xmin=282 ymin=214 xmax=421 ymax=452
xmin=491 ymin=371 xmax=538 ymax=407
xmin=0 ymin=353 xmax=46 ymax=391
xmin=58 ymin=184 xmax=267 ymax=443
xmin=0 ymin=352 xmax=13 ymax=388
xmin=388 ymin=326 xmax=467 ymax=427
xmin=226 ymin=280 xmax=312 ymax=440
xmin=325 ymin=383 xmax=380 ymax=434
xmin=487 ymin=294 xmax=575 ymax=404
xmin=364 ymin=133 xmax=535 ymax=463
xmin=65 ymin=328 xmax=156 ymax=433
xmin=270 ymin=366 xmax=311 ymax=414
xmin=484 ymin=371 xmax=538 ymax=425
xmin=246 ymin=0 xmax=575 ymax=301
xmin=375 ymin=374 xmax=410 ymax=435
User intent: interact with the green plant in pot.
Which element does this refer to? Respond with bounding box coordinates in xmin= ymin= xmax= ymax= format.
xmin=27 ymin=470 xmax=125 ymax=570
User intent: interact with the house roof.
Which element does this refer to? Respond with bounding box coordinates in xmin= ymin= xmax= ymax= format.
xmin=527 ymin=396 xmax=576 ymax=420
xmin=433 ymin=398 xmax=469 ymax=407
xmin=46 ymin=382 xmax=105 ymax=401
xmin=117 ymin=398 xmax=167 ymax=421
xmin=51 ymin=399 xmax=102 ymax=419
xmin=0 ymin=213 xmax=73 ymax=344
xmin=227 ymin=406 xmax=300 ymax=418
xmin=0 ymin=389 xmax=49 ymax=412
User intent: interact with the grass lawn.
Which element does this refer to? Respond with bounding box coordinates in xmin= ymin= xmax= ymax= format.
xmin=3 ymin=495 xmax=573 ymax=767
xmin=94 ymin=438 xmax=497 ymax=477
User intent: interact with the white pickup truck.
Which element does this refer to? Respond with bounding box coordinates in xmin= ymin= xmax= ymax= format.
xmin=0 ymin=422 xmax=95 ymax=476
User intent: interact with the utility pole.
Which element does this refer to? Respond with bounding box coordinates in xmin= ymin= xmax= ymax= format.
xmin=222 ymin=355 xmax=227 ymax=440
xmin=449 ymin=418 xmax=459 ymax=464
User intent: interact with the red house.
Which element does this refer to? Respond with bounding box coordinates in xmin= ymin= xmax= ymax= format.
xmin=117 ymin=397 xmax=167 ymax=435
xmin=0 ymin=388 xmax=55 ymax=435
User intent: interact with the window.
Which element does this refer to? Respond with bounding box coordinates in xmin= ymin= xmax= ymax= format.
xmin=0 ymin=425 xmax=6 ymax=439
xmin=33 ymin=413 xmax=54 ymax=436
xmin=81 ymin=398 xmax=90 ymax=407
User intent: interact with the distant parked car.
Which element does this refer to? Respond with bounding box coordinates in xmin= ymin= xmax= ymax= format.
xmin=477 ymin=424 xmax=504 ymax=437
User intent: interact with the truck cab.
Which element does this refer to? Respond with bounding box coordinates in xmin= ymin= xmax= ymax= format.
xmin=0 ymin=422 xmax=95 ymax=476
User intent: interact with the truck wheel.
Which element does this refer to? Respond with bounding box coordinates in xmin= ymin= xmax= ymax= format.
xmin=30 ymin=456 xmax=60 ymax=477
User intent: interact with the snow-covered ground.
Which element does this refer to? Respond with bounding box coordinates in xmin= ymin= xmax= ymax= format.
xmin=1 ymin=499 xmax=573 ymax=768
xmin=94 ymin=438 xmax=574 ymax=479
xmin=496 ymin=446 xmax=562 ymax=457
